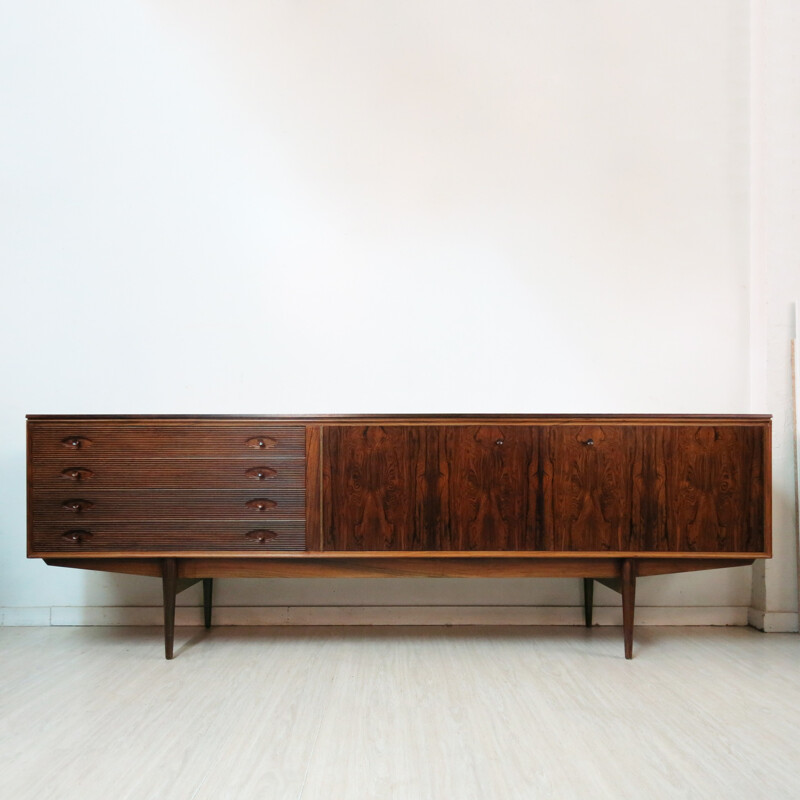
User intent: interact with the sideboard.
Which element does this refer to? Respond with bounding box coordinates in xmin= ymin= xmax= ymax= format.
xmin=27 ymin=414 xmax=771 ymax=659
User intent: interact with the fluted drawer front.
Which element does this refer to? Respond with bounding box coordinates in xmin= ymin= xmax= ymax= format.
xmin=30 ymin=425 xmax=305 ymax=460
xmin=31 ymin=521 xmax=306 ymax=552
xmin=31 ymin=490 xmax=305 ymax=521
xmin=31 ymin=459 xmax=305 ymax=489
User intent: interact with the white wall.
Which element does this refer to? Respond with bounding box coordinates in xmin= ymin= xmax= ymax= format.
xmin=0 ymin=0 xmax=778 ymax=625
xmin=748 ymin=0 xmax=800 ymax=632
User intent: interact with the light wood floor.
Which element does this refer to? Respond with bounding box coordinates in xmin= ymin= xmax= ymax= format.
xmin=1 ymin=626 xmax=799 ymax=799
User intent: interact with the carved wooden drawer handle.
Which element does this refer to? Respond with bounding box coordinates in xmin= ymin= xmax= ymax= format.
xmin=245 ymin=467 xmax=277 ymax=481
xmin=245 ymin=499 xmax=277 ymax=512
xmin=61 ymin=436 xmax=92 ymax=450
xmin=61 ymin=467 xmax=94 ymax=481
xmin=62 ymin=499 xmax=94 ymax=513
xmin=245 ymin=436 xmax=277 ymax=450
xmin=61 ymin=530 xmax=93 ymax=544
xmin=583 ymin=439 xmax=595 ymax=447
xmin=244 ymin=529 xmax=278 ymax=543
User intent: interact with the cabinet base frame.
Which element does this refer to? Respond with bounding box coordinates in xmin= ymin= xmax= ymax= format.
xmin=44 ymin=556 xmax=755 ymax=660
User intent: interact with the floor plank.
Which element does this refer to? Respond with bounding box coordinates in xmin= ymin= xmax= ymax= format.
xmin=0 ymin=626 xmax=798 ymax=799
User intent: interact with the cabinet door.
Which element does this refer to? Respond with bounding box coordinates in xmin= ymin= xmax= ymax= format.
xmin=543 ymin=425 xmax=639 ymax=552
xmin=322 ymin=426 xmax=431 ymax=550
xmin=440 ymin=426 xmax=539 ymax=550
xmin=658 ymin=426 xmax=765 ymax=553
xmin=322 ymin=425 xmax=539 ymax=551
xmin=543 ymin=424 xmax=767 ymax=553
xmin=322 ymin=422 xmax=767 ymax=554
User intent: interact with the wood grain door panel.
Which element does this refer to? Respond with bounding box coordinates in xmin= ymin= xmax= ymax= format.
xmin=322 ymin=426 xmax=539 ymax=551
xmin=543 ymin=425 xmax=638 ymax=551
xmin=543 ymin=425 xmax=767 ymax=552
xmin=659 ymin=426 xmax=765 ymax=552
xmin=323 ymin=423 xmax=767 ymax=553
xmin=440 ymin=426 xmax=539 ymax=550
xmin=322 ymin=426 xmax=430 ymax=550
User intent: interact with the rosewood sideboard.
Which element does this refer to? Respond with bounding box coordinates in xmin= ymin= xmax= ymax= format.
xmin=26 ymin=414 xmax=771 ymax=659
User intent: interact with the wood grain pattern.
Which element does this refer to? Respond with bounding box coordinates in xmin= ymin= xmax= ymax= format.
xmin=440 ymin=426 xmax=539 ymax=550
xmin=323 ymin=426 xmax=426 ymax=550
xmin=543 ymin=425 xmax=638 ymax=551
xmin=660 ymin=426 xmax=765 ymax=552
xmin=31 ymin=489 xmax=305 ymax=520
xmin=305 ymin=426 xmax=322 ymax=551
xmin=540 ymin=425 xmax=767 ymax=553
xmin=179 ymin=556 xmax=623 ymax=579
xmin=324 ymin=426 xmax=541 ymax=551
xmin=30 ymin=425 xmax=305 ymax=459
xmin=322 ymin=422 xmax=769 ymax=554
xmin=27 ymin=416 xmax=770 ymax=561
xmin=31 ymin=520 xmax=306 ymax=552
xmin=31 ymin=459 xmax=305 ymax=489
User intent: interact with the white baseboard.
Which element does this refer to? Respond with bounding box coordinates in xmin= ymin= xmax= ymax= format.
xmin=0 ymin=607 xmax=52 ymax=626
xmin=2 ymin=604 xmax=751 ymax=627
xmin=747 ymin=608 xmax=800 ymax=632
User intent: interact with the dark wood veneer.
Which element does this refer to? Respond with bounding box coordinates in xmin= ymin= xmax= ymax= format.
xmin=30 ymin=424 xmax=305 ymax=459
xmin=31 ymin=459 xmax=305 ymax=489
xmin=323 ymin=426 xmax=428 ymax=550
xmin=322 ymin=423 xmax=766 ymax=554
xmin=32 ymin=520 xmax=306 ymax=552
xmin=442 ymin=426 xmax=539 ymax=551
xmin=322 ymin=425 xmax=545 ymax=551
xmin=31 ymin=489 xmax=305 ymax=520
xmin=27 ymin=414 xmax=771 ymax=660
xmin=545 ymin=425 xmax=637 ymax=552
xmin=660 ymin=425 xmax=766 ymax=552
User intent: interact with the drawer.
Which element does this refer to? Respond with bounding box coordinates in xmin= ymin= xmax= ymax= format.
xmin=30 ymin=489 xmax=306 ymax=521
xmin=30 ymin=424 xmax=306 ymax=460
xmin=30 ymin=520 xmax=306 ymax=552
xmin=30 ymin=459 xmax=305 ymax=489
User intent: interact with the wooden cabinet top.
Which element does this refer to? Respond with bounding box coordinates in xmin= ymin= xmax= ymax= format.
xmin=27 ymin=413 xmax=771 ymax=424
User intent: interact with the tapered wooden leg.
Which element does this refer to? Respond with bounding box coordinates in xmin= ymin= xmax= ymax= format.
xmin=162 ymin=558 xmax=178 ymax=660
xmin=203 ymin=578 xmax=213 ymax=629
xmin=621 ymin=559 xmax=637 ymax=659
xmin=583 ymin=578 xmax=594 ymax=627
